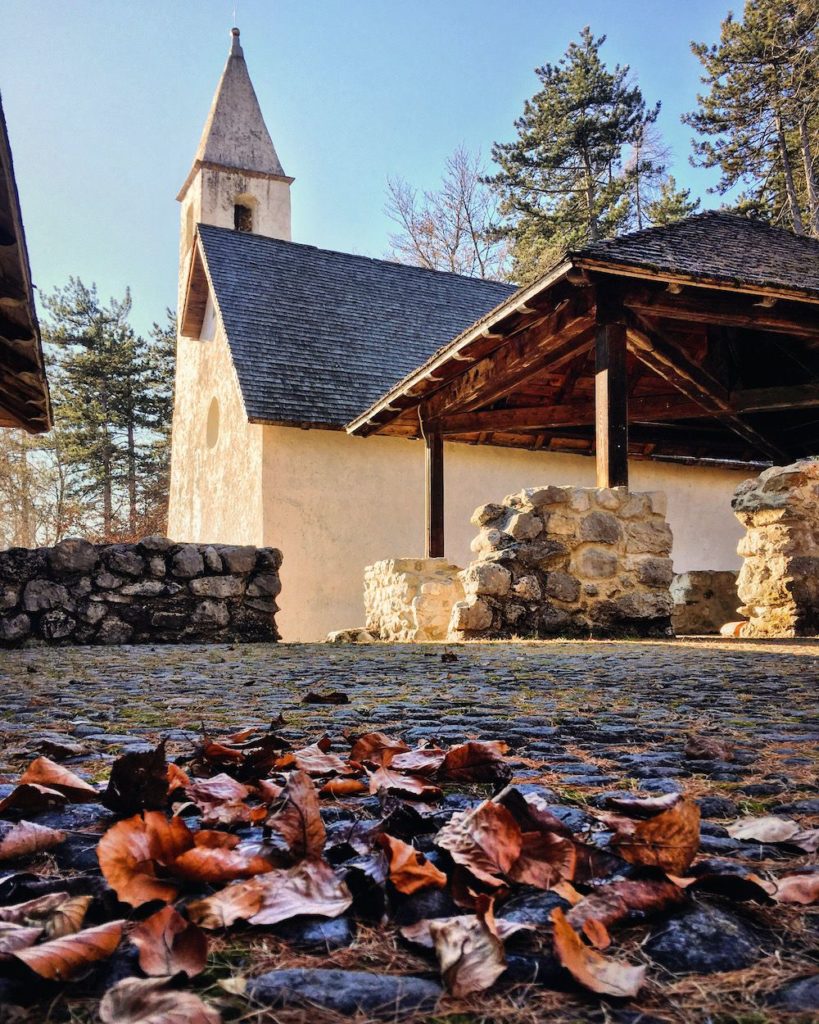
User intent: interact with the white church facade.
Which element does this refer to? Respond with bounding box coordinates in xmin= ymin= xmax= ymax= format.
xmin=168 ymin=30 xmax=760 ymax=641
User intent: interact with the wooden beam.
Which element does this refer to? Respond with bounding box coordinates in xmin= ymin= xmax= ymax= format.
xmin=623 ymin=288 xmax=819 ymax=339
xmin=424 ymin=301 xmax=596 ymax=421
xmin=424 ymin=427 xmax=445 ymax=559
xmin=625 ymin=317 xmax=788 ymax=462
xmin=732 ymin=382 xmax=819 ymax=413
xmin=595 ymin=304 xmax=629 ymax=488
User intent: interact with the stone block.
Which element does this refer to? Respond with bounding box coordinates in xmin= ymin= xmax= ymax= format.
xmin=0 ymin=584 xmax=19 ymax=611
xmin=192 ymin=600 xmax=230 ymax=629
xmin=0 ymin=613 xmax=30 ymax=643
xmin=575 ymin=547 xmax=618 ymax=579
xmin=625 ymin=519 xmax=673 ymax=554
xmin=216 ymin=545 xmax=258 ymax=574
xmin=256 ymin=547 xmax=284 ymax=571
xmin=448 ymin=595 xmax=492 ymax=634
xmin=326 ymin=628 xmax=375 ymax=643
xmin=23 ymin=580 xmax=70 ymax=612
xmin=95 ymin=571 xmax=124 ymax=590
xmin=171 ymin=545 xmax=204 ymax=579
xmin=96 ymin=616 xmax=134 ymax=645
xmin=671 ymin=570 xmax=739 ymax=635
xmin=518 ymin=485 xmax=570 ymax=509
xmin=106 ymin=547 xmax=145 ymax=578
xmin=461 ymin=562 xmax=511 ymax=598
xmin=506 ymin=511 xmax=543 ymax=541
xmin=202 ymin=546 xmax=222 ymax=573
xmin=595 ymin=487 xmax=626 ymax=510
xmin=580 ymin=511 xmax=622 ymax=544
xmin=247 ymin=573 xmax=282 ymax=598
xmin=139 ymin=535 xmax=173 ymax=552
xmin=120 ymin=580 xmax=169 ymax=598
xmin=41 ymin=609 xmax=77 ymax=640
xmin=544 ymin=571 xmax=580 ymax=604
xmin=190 ymin=576 xmax=245 ymax=598
xmin=0 ymin=548 xmax=47 ymax=583
xmin=471 ymin=502 xmax=505 ymax=527
xmin=512 ymin=574 xmax=541 ymax=602
xmin=633 ymin=556 xmax=675 ymax=588
xmin=48 ymin=538 xmax=97 ymax=575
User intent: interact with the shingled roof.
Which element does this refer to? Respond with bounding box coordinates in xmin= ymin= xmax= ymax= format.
xmin=574 ymin=211 xmax=819 ymax=299
xmin=197 ymin=224 xmax=515 ymax=428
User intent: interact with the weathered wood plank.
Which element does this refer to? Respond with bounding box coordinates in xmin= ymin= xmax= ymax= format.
xmin=424 ymin=428 xmax=445 ymax=559
xmin=732 ymin=382 xmax=819 ymax=413
xmin=595 ymin=317 xmax=629 ymax=488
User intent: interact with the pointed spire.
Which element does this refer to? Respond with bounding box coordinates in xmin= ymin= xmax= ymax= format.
xmin=190 ymin=27 xmax=285 ymax=180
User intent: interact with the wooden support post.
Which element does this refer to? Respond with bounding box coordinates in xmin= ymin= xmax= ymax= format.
xmin=595 ymin=298 xmax=629 ymax=489
xmin=425 ymin=427 xmax=445 ymax=558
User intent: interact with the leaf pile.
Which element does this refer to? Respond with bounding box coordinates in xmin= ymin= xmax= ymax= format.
xmin=0 ymin=725 xmax=817 ymax=1019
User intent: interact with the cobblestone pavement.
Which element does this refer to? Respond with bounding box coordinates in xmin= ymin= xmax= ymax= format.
xmin=1 ymin=637 xmax=817 ymax=814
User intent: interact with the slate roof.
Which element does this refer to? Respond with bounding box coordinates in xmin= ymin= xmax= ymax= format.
xmin=198 ymin=225 xmax=515 ymax=428
xmin=575 ymin=211 xmax=819 ymax=298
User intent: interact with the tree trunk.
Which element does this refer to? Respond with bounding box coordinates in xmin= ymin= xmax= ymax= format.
xmin=799 ymin=109 xmax=819 ymax=237
xmin=775 ymin=107 xmax=805 ymax=235
xmin=582 ymin=148 xmax=598 ymax=241
xmin=127 ymin=420 xmax=136 ymax=537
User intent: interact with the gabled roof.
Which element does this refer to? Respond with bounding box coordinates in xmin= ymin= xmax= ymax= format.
xmin=0 ymin=95 xmax=51 ymax=433
xmin=575 ymin=211 xmax=819 ymax=300
xmin=178 ymin=29 xmax=289 ymax=200
xmin=194 ymin=224 xmax=516 ymax=428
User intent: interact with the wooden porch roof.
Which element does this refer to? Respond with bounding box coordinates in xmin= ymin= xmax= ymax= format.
xmin=347 ymin=214 xmax=819 ymax=469
xmin=0 ymin=96 xmax=51 ymax=434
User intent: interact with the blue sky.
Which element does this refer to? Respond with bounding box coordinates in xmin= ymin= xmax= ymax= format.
xmin=3 ymin=0 xmax=728 ymax=335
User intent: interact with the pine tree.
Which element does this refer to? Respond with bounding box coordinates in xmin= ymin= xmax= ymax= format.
xmin=684 ymin=0 xmax=819 ymax=236
xmin=488 ymin=27 xmax=661 ymax=280
xmin=643 ymin=176 xmax=701 ymax=227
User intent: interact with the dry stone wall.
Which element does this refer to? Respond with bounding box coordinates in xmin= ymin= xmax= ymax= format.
xmin=732 ymin=459 xmax=819 ymax=637
xmin=0 ymin=537 xmax=281 ymax=647
xmin=671 ymin=570 xmax=739 ymax=635
xmin=448 ymin=485 xmax=674 ymax=639
xmin=364 ymin=558 xmax=464 ymax=642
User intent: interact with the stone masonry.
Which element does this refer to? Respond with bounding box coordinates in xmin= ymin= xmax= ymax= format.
xmin=0 ymin=537 xmax=281 ymax=647
xmin=732 ymin=459 xmax=819 ymax=637
xmin=364 ymin=558 xmax=464 ymax=642
xmin=448 ymin=485 xmax=674 ymax=639
xmin=671 ymin=570 xmax=739 ymax=635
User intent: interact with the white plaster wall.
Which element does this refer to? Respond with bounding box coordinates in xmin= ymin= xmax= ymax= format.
xmin=167 ymin=320 xmax=264 ymax=545
xmin=261 ymin=426 xmax=749 ymax=641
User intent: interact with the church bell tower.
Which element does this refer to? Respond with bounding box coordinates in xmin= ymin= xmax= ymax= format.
xmin=177 ymin=28 xmax=293 ymax=287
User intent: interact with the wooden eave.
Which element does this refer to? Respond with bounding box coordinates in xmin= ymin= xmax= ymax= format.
xmin=0 ymin=100 xmax=51 ymax=434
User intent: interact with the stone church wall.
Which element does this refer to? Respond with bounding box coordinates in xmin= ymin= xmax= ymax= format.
xmin=0 ymin=537 xmax=281 ymax=647
xmin=448 ymin=485 xmax=674 ymax=639
xmin=732 ymin=459 xmax=819 ymax=637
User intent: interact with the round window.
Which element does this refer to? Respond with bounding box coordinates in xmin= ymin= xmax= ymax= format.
xmin=206 ymin=397 xmax=220 ymax=448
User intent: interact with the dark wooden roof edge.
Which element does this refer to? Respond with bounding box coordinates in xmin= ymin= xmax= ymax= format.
xmin=345 ymin=257 xmax=573 ymax=436
xmin=0 ymin=95 xmax=52 ymax=433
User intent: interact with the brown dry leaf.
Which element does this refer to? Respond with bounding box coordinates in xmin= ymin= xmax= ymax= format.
xmin=684 ymin=733 xmax=734 ymax=761
xmin=390 ymin=746 xmax=446 ymax=777
xmin=0 ymin=892 xmax=71 ymax=924
xmin=368 ymin=767 xmax=442 ymax=802
xmin=401 ymin=913 xmax=532 ymax=950
xmin=319 ymin=778 xmax=368 ymax=797
xmin=727 ymin=816 xmax=800 ymax=843
xmin=44 ymin=895 xmax=92 ymax=938
xmin=436 ymin=800 xmax=522 ymax=887
xmin=171 ymin=841 xmax=273 ymax=884
xmin=551 ymin=907 xmax=645 ymax=999
xmin=377 ymin=834 xmax=447 ymax=894
xmin=131 ymin=906 xmax=207 ymax=977
xmin=186 ymin=774 xmax=257 ymax=826
xmin=187 ymin=878 xmax=265 ymax=929
xmin=0 ymin=820 xmax=65 ymax=861
xmin=199 ymin=737 xmax=245 ymax=767
xmin=14 ymin=919 xmax=124 ymax=980
xmin=19 ymin=757 xmax=98 ymax=802
xmin=248 ymin=859 xmax=352 ymax=926
xmin=582 ymin=918 xmax=611 ymax=950
xmin=267 ymin=770 xmax=326 ymax=859
xmin=0 ymin=922 xmax=42 ymax=958
xmin=551 ymin=881 xmax=584 ymax=906
xmin=428 ymin=896 xmax=506 ymax=997
xmin=100 ymin=976 xmax=222 ymax=1024
xmin=567 ymin=880 xmax=686 ymax=931
xmin=440 ymin=741 xmax=510 ymax=784
xmin=166 ymin=763 xmax=191 ymax=794
xmin=278 ymin=737 xmax=352 ymax=777
xmin=792 ymin=828 xmax=819 ymax=853
xmin=602 ymin=794 xmax=700 ymax=875
xmin=0 ymin=783 xmax=67 ymax=815
xmin=508 ymin=830 xmax=576 ymax=890
xmin=102 ymin=741 xmax=169 ymax=815
xmin=350 ymin=732 xmax=410 ymax=767
xmin=771 ymin=873 xmax=819 ymax=905
xmin=97 ymin=811 xmax=194 ymax=906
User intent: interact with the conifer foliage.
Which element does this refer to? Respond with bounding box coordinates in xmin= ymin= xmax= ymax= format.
xmin=685 ymin=0 xmax=819 ymax=236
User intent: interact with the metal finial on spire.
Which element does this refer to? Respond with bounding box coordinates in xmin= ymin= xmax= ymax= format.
xmin=230 ymin=27 xmax=243 ymax=57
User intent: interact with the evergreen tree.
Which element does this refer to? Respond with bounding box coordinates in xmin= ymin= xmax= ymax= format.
xmin=488 ymin=27 xmax=661 ymax=279
xmin=684 ymin=0 xmax=819 ymax=236
xmin=643 ymin=176 xmax=701 ymax=226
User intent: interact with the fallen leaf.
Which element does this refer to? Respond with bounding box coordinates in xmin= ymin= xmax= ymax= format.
xmin=508 ymin=830 xmax=576 ymax=890
xmin=727 ymin=816 xmax=801 ymax=843
xmin=390 ymin=746 xmax=446 ymax=777
xmin=167 ymin=763 xmax=191 ymax=793
xmin=368 ymin=766 xmax=442 ymax=801
xmin=248 ymin=859 xmax=352 ymax=926
xmin=400 ymin=913 xmax=532 ymax=950
xmin=97 ymin=811 xmax=194 ymax=906
xmin=187 ymin=878 xmax=265 ymax=929
xmin=14 ymin=919 xmax=124 ymax=980
xmin=0 ymin=783 xmax=67 ymax=815
xmin=602 ymin=792 xmax=682 ymax=818
xmin=428 ymin=896 xmax=506 ymax=997
xmin=100 ymin=976 xmax=222 ymax=1024
xmin=267 ymin=770 xmax=326 ymax=859
xmin=171 ymin=841 xmax=273 ymax=884
xmin=320 ymin=778 xmax=368 ymax=797
xmin=551 ymin=907 xmax=645 ymax=998
xmin=377 ymin=834 xmax=447 ymax=894
xmin=185 ymin=774 xmax=259 ymax=826
xmin=350 ymin=732 xmax=410 ymax=766
xmin=198 ymin=737 xmax=245 ymax=768
xmin=277 ymin=737 xmax=353 ymax=776
xmin=0 ymin=820 xmax=65 ymax=861
xmin=582 ymin=917 xmax=611 ymax=950
xmin=0 ymin=922 xmax=42 ymax=958
xmin=602 ymin=794 xmax=700 ymax=874
xmin=19 ymin=757 xmax=97 ymax=802
xmin=0 ymin=892 xmax=72 ymax=924
xmin=302 ymin=691 xmax=349 ymax=705
xmin=131 ymin=906 xmax=207 ymax=977
xmin=790 ymin=828 xmax=819 ymax=853
xmin=102 ymin=741 xmax=169 ymax=815
xmin=567 ymin=880 xmax=686 ymax=931
xmin=436 ymin=800 xmax=522 ymax=887
xmin=440 ymin=741 xmax=511 ymax=784
xmin=44 ymin=895 xmax=92 ymax=938
xmin=770 ymin=873 xmax=819 ymax=905
xmin=684 ymin=734 xmax=734 ymax=761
